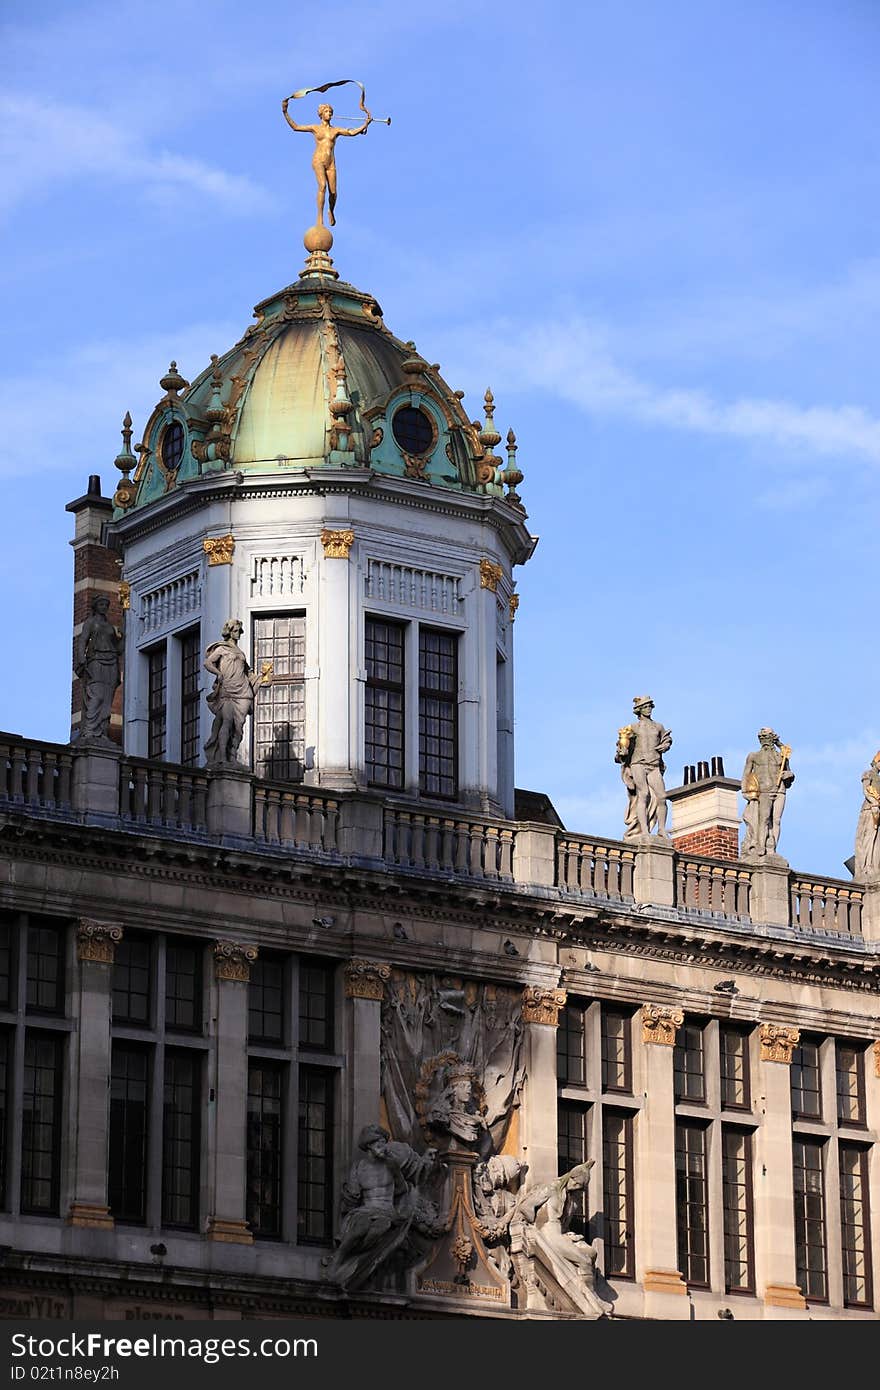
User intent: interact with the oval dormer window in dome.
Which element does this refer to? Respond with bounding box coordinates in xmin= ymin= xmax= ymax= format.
xmin=392 ymin=405 xmax=434 ymax=457
xmin=161 ymin=421 xmax=185 ymax=472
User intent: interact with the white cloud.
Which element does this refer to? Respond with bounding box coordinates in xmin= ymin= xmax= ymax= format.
xmin=0 ymin=95 xmax=273 ymax=216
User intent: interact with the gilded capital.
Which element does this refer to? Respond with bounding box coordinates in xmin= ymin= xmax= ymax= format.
xmin=508 ymin=594 xmax=520 ymax=621
xmin=344 ymin=959 xmax=392 ymax=1001
xmin=118 ymin=580 xmax=131 ymax=611
xmin=321 ymin=528 xmax=355 ymax=559
xmin=521 ymin=986 xmax=567 ymax=1027
xmin=759 ymin=1022 xmax=800 ymax=1064
xmin=214 ymin=940 xmax=258 ymax=983
xmin=642 ymin=1003 xmax=684 ymax=1046
xmin=479 ymin=558 xmax=503 ymax=593
xmin=203 ymin=534 xmax=235 ymax=566
xmin=77 ymin=919 xmax=123 ymax=964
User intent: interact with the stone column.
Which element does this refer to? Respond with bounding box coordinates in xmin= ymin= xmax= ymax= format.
xmin=749 ymin=860 xmax=791 ymax=927
xmin=637 ymin=1003 xmax=690 ymax=1318
xmin=753 ymin=1023 xmax=806 ymax=1314
xmin=520 ymin=986 xmax=567 ymax=1188
xmin=633 ymin=839 xmax=675 ymax=908
xmin=317 ymin=528 xmax=357 ymax=790
xmin=68 ymin=920 xmax=123 ymax=1229
xmin=206 ymin=941 xmax=257 ymax=1244
xmin=343 ymin=960 xmax=391 ymax=1143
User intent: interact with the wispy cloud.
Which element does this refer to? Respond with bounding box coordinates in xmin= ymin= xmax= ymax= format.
xmin=0 ymin=95 xmax=273 ymax=216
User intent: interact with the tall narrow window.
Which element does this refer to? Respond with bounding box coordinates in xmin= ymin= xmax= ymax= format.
xmin=162 ymin=1050 xmax=199 ymax=1228
xmin=165 ymin=941 xmax=201 ymax=1032
xmin=675 ymin=1121 xmax=709 ymax=1285
xmin=26 ymin=923 xmax=64 ymax=1015
xmin=720 ymin=1025 xmax=750 ymax=1110
xmin=839 ymin=1144 xmax=872 ymax=1307
xmin=364 ymin=618 xmax=405 ymax=790
xmin=147 ymin=644 xmax=167 ymax=759
xmin=836 ymin=1043 xmax=865 ymax=1126
xmin=299 ymin=961 xmax=334 ymax=1051
xmin=249 ymin=956 xmax=285 ymax=1045
xmin=112 ymin=935 xmax=151 ymax=1026
xmin=557 ymin=1002 xmax=587 ymax=1086
xmin=109 ymin=1044 xmax=149 ymax=1222
xmin=418 ymin=627 xmax=458 ymax=798
xmin=253 ymin=615 xmax=306 ymax=781
xmin=0 ymin=1030 xmax=9 ymax=1208
xmin=603 ymin=1110 xmax=634 ymax=1278
xmin=0 ymin=918 xmax=12 ymax=1009
xmin=674 ymin=1020 xmax=705 ymax=1103
xmin=793 ymin=1136 xmax=827 ymax=1301
xmin=722 ymin=1127 xmax=754 ymax=1293
xmin=297 ymin=1067 xmax=333 ymax=1243
xmin=247 ymin=1061 xmax=284 ymax=1238
xmin=791 ymin=1038 xmax=822 ymax=1120
xmin=557 ymin=1102 xmax=588 ymax=1235
xmin=21 ymin=1033 xmax=62 ymax=1214
xmin=179 ymin=628 xmax=201 ymax=767
xmin=601 ymin=1007 xmax=631 ymax=1093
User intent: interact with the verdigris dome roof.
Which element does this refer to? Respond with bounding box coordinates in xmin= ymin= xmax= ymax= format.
xmin=116 ymin=264 xmax=523 ymax=515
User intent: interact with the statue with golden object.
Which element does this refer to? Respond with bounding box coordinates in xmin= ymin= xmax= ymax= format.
xmin=282 ymin=79 xmax=390 ymax=231
xmin=615 ymin=696 xmax=673 ymax=840
xmin=203 ymin=619 xmax=273 ymax=768
xmin=741 ymin=728 xmax=794 ymax=859
xmin=854 ymin=750 xmax=880 ymax=881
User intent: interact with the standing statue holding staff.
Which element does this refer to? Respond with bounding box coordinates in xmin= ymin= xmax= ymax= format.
xmin=740 ymin=728 xmax=793 ymax=859
xmin=282 ymin=80 xmax=390 ymax=229
xmin=615 ymin=696 xmax=673 ymax=839
xmin=854 ymin=750 xmax=880 ymax=881
xmin=203 ymin=619 xmax=272 ymax=768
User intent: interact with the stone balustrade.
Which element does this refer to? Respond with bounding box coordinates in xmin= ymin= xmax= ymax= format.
xmin=555 ymin=834 xmax=635 ymax=900
xmin=120 ymin=757 xmax=209 ymax=832
xmin=253 ymin=783 xmax=340 ymax=853
xmin=675 ymin=855 xmax=752 ymax=918
xmin=789 ymin=875 xmax=863 ymax=937
xmin=0 ymin=735 xmax=73 ymax=813
xmin=383 ymin=805 xmax=515 ymax=881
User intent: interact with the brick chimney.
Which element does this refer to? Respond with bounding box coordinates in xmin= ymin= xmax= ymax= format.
xmin=667 ymin=756 xmax=740 ymax=861
xmin=66 ymin=474 xmax=123 ymax=745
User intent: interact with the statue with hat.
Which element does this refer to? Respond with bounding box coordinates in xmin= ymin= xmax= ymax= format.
xmin=741 ymin=728 xmax=794 ymax=859
xmin=615 ymin=696 xmax=673 ymax=840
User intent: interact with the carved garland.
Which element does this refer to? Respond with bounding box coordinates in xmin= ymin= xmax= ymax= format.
xmin=641 ymin=1003 xmax=684 ymax=1045
xmin=344 ymin=959 xmax=391 ymax=1001
xmin=213 ymin=941 xmax=258 ymax=983
xmin=203 ymin=535 xmax=235 ymax=566
xmin=521 ymin=986 xmax=567 ymax=1027
xmin=76 ymin=919 xmax=123 ymax=964
xmin=321 ymin=528 xmax=355 ymax=560
xmin=759 ymin=1022 xmax=801 ymax=1064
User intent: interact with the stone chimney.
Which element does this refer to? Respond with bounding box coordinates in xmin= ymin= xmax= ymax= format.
xmin=667 ymin=756 xmax=740 ymax=861
xmin=66 ymin=474 xmax=123 ymax=745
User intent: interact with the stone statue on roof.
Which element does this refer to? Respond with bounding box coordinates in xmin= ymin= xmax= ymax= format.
xmin=740 ymin=728 xmax=794 ymax=859
xmin=74 ymin=594 xmax=123 ymax=746
xmin=281 ymin=80 xmax=389 ymax=231
xmin=854 ymin=750 xmax=880 ymax=881
xmin=615 ymin=696 xmax=673 ymax=840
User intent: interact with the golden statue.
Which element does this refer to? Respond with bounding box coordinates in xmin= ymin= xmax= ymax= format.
xmin=282 ymin=79 xmax=389 ymax=230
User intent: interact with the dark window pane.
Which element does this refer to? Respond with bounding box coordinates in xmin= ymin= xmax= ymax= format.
xmin=675 ymin=1121 xmax=709 ymax=1285
xmin=148 ymin=644 xmax=167 ymax=760
xmin=603 ymin=1110 xmax=634 ymax=1278
xmin=299 ymin=962 xmax=334 ymax=1051
xmin=247 ymin=1061 xmax=284 ymax=1237
xmin=297 ymin=1067 xmax=333 ymax=1244
xmin=722 ymin=1127 xmax=754 ymax=1292
xmin=836 ymin=1043 xmax=865 ymax=1126
xmin=161 ymin=422 xmax=184 ymax=472
xmin=601 ymin=1007 xmax=631 ymax=1093
xmin=0 ymin=1030 xmax=8 ymax=1208
xmin=249 ymin=957 xmax=285 ymax=1044
xmin=840 ymin=1144 xmax=872 ymax=1307
xmin=791 ymin=1039 xmax=822 ymax=1120
xmin=365 ymin=618 xmax=405 ymax=790
xmin=26 ymin=923 xmax=64 ymax=1015
xmin=0 ymin=918 xmax=12 ymax=1009
xmin=21 ymin=1033 xmax=62 ymax=1214
xmin=793 ymin=1136 xmax=827 ymax=1301
xmin=253 ymin=615 xmax=306 ymax=782
xmin=419 ymin=628 xmax=458 ymax=799
xmin=674 ymin=1021 xmax=705 ymax=1103
xmin=392 ymin=406 xmax=434 ymax=456
xmin=165 ymin=942 xmax=201 ymax=1031
xmin=109 ymin=1044 xmax=149 ymax=1222
xmin=720 ymin=1026 xmax=750 ymax=1110
xmin=557 ymin=1003 xmax=587 ymax=1086
xmin=112 ymin=936 xmax=151 ymax=1026
xmin=162 ymin=1050 xmax=199 ymax=1228
xmin=179 ymin=628 xmax=201 ymax=768
xmin=557 ymin=1102 xmax=588 ymax=1236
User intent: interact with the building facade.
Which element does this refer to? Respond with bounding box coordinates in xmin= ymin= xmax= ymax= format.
xmin=0 ymin=231 xmax=878 ymax=1322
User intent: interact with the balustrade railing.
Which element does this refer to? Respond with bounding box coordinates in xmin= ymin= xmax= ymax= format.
xmin=0 ymin=735 xmax=73 ymax=813
xmin=120 ymin=758 xmax=209 ymax=832
xmin=383 ymin=807 xmax=515 ymax=880
xmin=556 ymin=835 xmax=635 ymax=900
xmin=253 ymin=784 xmax=340 ymax=854
xmin=790 ymin=876 xmax=863 ymax=936
xmin=675 ymin=856 xmax=752 ymax=917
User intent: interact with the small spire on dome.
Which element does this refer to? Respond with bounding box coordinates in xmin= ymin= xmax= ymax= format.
xmin=502 ymin=427 xmax=524 ymax=508
xmin=113 ymin=410 xmax=137 ymax=511
xmin=206 ymin=355 xmax=225 ymax=423
xmin=160 ymin=361 xmax=189 ymax=394
xmin=479 ymin=389 xmax=502 ymax=452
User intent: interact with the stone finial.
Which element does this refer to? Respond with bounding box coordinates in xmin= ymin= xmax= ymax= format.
xmin=502 ymin=427 xmax=524 ymax=506
xmin=759 ymin=1022 xmax=800 ymax=1064
xmin=160 ymin=360 xmax=189 ymax=394
xmin=641 ymin=1003 xmax=684 ymax=1045
xmin=113 ymin=411 xmax=137 ymax=510
xmin=77 ymin=919 xmax=123 ymax=964
xmin=478 ymin=389 xmax=502 ymax=452
xmin=521 ymin=986 xmax=567 ymax=1026
xmin=344 ymin=959 xmax=392 ymax=1001
xmin=321 ymin=528 xmax=355 ymax=559
xmin=203 ymin=535 xmax=235 ymax=566
xmin=214 ymin=941 xmax=258 ymax=983
xmin=480 ymin=559 xmax=503 ymax=592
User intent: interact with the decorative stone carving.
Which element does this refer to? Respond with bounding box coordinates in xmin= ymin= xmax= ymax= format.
xmin=741 ymin=729 xmax=794 ymax=859
xmin=854 ymin=751 xmax=880 ymax=882
xmin=202 ymin=534 xmax=235 ymax=566
xmin=320 ymin=528 xmax=354 ymax=559
xmin=344 ymin=959 xmax=391 ymax=1001
xmin=204 ymin=620 xmax=272 ymax=767
xmin=76 ymin=919 xmax=123 ymax=964
xmin=616 ymin=696 xmax=672 ymax=840
xmin=416 ymin=1052 xmax=488 ymax=1151
xmin=759 ymin=1022 xmax=800 ymax=1063
xmin=508 ymin=594 xmax=520 ymax=620
xmin=213 ymin=941 xmax=258 ymax=983
xmin=479 ymin=559 xmax=503 ymax=592
xmin=521 ymin=986 xmax=567 ymax=1027
xmin=118 ymin=581 xmax=131 ymax=611
xmin=505 ymin=1162 xmax=611 ymax=1318
xmin=873 ymin=1040 xmax=880 ymax=1079
xmin=73 ymin=595 xmax=124 ymax=746
xmin=641 ymin=1003 xmax=684 ymax=1045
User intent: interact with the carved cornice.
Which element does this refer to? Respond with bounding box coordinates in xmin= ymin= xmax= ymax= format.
xmin=320 ymin=528 xmax=354 ymax=559
xmin=203 ymin=535 xmax=235 ymax=566
xmin=642 ymin=1003 xmax=684 ymax=1045
xmin=344 ymin=959 xmax=391 ymax=1001
xmin=521 ymin=986 xmax=567 ymax=1026
xmin=213 ymin=940 xmax=258 ymax=982
xmin=76 ymin=919 xmax=123 ymax=964
xmin=759 ymin=1022 xmax=800 ymax=1064
xmin=479 ymin=559 xmax=503 ymax=592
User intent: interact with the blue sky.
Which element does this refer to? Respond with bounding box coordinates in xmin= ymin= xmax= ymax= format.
xmin=1 ymin=0 xmax=878 ymax=874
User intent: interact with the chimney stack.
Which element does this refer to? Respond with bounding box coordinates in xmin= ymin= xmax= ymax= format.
xmin=667 ymin=755 xmax=740 ymax=861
